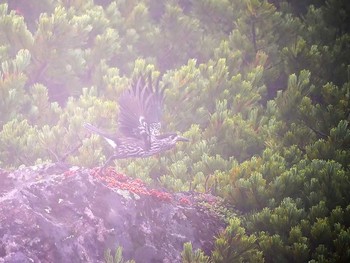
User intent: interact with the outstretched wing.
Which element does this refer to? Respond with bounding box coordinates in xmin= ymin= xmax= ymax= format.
xmin=117 ymin=74 xmax=164 ymax=148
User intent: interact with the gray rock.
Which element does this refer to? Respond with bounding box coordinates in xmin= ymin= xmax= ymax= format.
xmin=0 ymin=164 xmax=226 ymax=263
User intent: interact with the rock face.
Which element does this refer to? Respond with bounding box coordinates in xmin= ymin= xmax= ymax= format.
xmin=0 ymin=164 xmax=226 ymax=263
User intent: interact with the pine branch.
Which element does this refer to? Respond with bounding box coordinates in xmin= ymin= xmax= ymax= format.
xmin=60 ymin=141 xmax=83 ymax=163
xmin=303 ymin=122 xmax=327 ymax=139
xmin=251 ymin=20 xmax=257 ymax=53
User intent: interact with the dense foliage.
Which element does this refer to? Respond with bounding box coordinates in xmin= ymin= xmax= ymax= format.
xmin=1 ymin=0 xmax=349 ymax=262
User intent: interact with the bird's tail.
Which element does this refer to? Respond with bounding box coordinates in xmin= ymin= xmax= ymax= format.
xmin=83 ymin=123 xmax=108 ymax=137
xmin=83 ymin=123 xmax=119 ymax=148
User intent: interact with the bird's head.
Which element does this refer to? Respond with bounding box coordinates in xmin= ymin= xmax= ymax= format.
xmin=156 ymin=132 xmax=189 ymax=148
xmin=170 ymin=133 xmax=189 ymax=143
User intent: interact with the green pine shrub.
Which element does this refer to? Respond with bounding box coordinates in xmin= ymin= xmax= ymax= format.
xmin=1 ymin=1 xmax=350 ymax=262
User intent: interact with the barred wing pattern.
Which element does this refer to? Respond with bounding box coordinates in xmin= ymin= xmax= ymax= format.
xmin=118 ymin=75 xmax=164 ymax=149
xmin=84 ymin=74 xmax=188 ymax=168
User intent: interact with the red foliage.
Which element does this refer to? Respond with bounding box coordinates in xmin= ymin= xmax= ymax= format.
xmin=90 ymin=167 xmax=173 ymax=203
xmin=179 ymin=197 xmax=191 ymax=206
xmin=63 ymin=170 xmax=77 ymax=177
xmin=149 ymin=189 xmax=172 ymax=202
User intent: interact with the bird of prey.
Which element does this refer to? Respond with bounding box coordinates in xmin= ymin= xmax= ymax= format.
xmin=84 ymin=74 xmax=188 ymax=170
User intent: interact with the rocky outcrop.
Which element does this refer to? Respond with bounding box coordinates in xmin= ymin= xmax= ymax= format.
xmin=0 ymin=164 xmax=226 ymax=263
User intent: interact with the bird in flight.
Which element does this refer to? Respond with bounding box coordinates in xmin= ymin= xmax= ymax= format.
xmin=84 ymin=73 xmax=188 ymax=170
